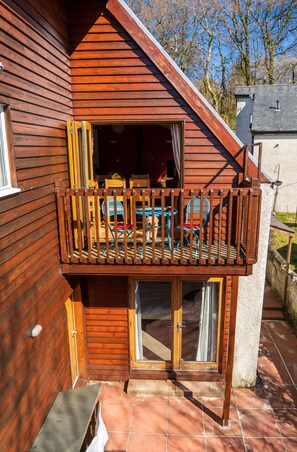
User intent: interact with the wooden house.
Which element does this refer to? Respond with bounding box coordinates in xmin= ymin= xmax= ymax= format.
xmin=0 ymin=0 xmax=268 ymax=449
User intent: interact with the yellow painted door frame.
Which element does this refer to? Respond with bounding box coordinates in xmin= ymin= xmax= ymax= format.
xmin=129 ymin=277 xmax=223 ymax=372
xmin=65 ymin=297 xmax=79 ymax=387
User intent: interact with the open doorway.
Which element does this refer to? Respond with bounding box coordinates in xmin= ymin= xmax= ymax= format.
xmin=93 ymin=123 xmax=182 ymax=188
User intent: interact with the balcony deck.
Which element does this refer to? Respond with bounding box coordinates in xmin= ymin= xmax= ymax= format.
xmin=56 ymin=187 xmax=261 ymax=275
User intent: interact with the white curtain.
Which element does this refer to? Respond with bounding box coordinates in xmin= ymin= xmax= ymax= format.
xmin=135 ymin=281 xmax=143 ymax=360
xmin=196 ymin=282 xmax=218 ymax=362
xmin=170 ymin=124 xmax=181 ymax=176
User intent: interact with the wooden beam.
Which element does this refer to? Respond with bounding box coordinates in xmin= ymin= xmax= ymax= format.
xmin=62 ymin=264 xmax=249 ymax=276
xmin=222 ymin=275 xmax=239 ymax=426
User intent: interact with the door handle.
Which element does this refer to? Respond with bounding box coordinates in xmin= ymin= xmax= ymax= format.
xmin=177 ymin=322 xmax=186 ymax=332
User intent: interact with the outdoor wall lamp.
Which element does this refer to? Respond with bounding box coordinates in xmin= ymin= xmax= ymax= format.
xmin=29 ymin=324 xmax=43 ymax=338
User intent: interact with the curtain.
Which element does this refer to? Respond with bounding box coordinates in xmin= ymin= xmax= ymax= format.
xmin=170 ymin=124 xmax=181 ymax=176
xmin=196 ymin=282 xmax=218 ymax=362
xmin=135 ymin=281 xmax=143 ymax=360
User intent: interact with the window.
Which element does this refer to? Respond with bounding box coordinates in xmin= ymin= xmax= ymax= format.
xmin=0 ymin=103 xmax=19 ymax=197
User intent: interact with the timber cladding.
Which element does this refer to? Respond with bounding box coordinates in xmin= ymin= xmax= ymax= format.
xmin=83 ymin=276 xmax=130 ymax=381
xmin=68 ymin=0 xmax=242 ymax=189
xmin=0 ymin=1 xmax=73 ymax=450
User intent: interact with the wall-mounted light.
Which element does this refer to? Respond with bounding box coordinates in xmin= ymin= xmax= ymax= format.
xmin=0 ymin=62 xmax=4 ymax=74
xmin=29 ymin=324 xmax=42 ymax=338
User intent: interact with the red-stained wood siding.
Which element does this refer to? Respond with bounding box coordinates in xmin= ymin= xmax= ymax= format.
xmin=84 ymin=276 xmax=130 ymax=381
xmin=68 ymin=1 xmax=242 ymax=189
xmin=0 ymin=1 xmax=73 ymax=450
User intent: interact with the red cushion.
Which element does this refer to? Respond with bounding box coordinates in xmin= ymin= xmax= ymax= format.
xmin=115 ymin=223 xmax=134 ymax=230
xmin=183 ymin=223 xmax=200 ymax=229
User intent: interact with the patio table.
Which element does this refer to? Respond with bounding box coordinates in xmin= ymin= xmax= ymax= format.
xmin=136 ymin=206 xmax=178 ymax=250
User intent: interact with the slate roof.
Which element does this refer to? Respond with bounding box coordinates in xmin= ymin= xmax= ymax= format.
xmin=235 ymin=85 xmax=297 ymax=133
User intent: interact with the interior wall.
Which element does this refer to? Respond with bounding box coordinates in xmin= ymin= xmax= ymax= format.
xmin=94 ymin=124 xmax=173 ymax=183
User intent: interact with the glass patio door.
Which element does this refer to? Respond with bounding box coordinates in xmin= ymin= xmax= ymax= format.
xmin=132 ymin=281 xmax=173 ymax=369
xmin=130 ymin=278 xmax=221 ymax=371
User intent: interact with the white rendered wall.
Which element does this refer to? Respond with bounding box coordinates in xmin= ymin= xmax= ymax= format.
xmin=254 ymin=135 xmax=297 ymax=213
xmin=232 ymin=183 xmax=274 ymax=387
xmin=236 ymin=96 xmax=253 ymax=145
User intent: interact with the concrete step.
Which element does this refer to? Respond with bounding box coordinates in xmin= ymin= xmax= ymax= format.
xmin=126 ymin=379 xmax=225 ymax=398
xmin=262 ymin=309 xmax=285 ymax=320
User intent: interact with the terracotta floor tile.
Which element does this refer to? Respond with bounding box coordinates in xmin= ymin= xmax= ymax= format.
xmin=273 ymin=408 xmax=297 ymax=437
xmin=168 ymin=434 xmax=206 ymax=451
xmin=128 ymin=433 xmax=167 ymax=451
xmin=258 ymin=363 xmax=293 ymax=386
xmin=102 ymin=402 xmax=134 ymax=432
xmin=205 ymin=437 xmax=246 ymax=451
xmin=131 ymin=403 xmax=168 ymax=434
xmin=233 ymin=386 xmax=271 ymax=410
xmin=282 ymin=437 xmax=297 ymax=451
xmin=104 ymin=432 xmax=129 ymax=451
xmin=258 ymin=349 xmax=283 ymax=367
xmin=101 ymin=382 xmax=135 ymax=404
xmin=167 ymin=398 xmax=204 ymax=435
xmin=204 ymin=407 xmax=242 ymax=437
xmin=239 ymin=408 xmax=281 ymax=438
xmin=265 ymin=321 xmax=295 ymax=336
xmin=134 ymin=395 xmax=168 ymax=406
xmin=277 ymin=346 xmax=297 ymax=365
xmin=200 ymin=396 xmax=234 ymax=409
xmin=264 ymin=385 xmax=297 ymax=411
xmin=244 ymin=437 xmax=286 ymax=451
xmin=287 ymin=364 xmax=297 ymax=385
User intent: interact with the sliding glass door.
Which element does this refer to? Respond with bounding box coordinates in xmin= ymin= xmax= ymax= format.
xmin=129 ymin=278 xmax=222 ymax=371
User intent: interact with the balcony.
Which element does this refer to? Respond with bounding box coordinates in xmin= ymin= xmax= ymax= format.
xmin=56 ymin=187 xmax=261 ymax=274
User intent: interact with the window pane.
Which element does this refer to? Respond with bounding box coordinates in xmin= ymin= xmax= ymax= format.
xmin=181 ymin=281 xmax=219 ymax=362
xmin=0 ymin=109 xmax=9 ymax=188
xmin=135 ymin=281 xmax=172 ymax=361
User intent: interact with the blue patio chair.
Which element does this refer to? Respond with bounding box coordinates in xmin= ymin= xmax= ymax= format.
xmin=102 ymin=197 xmax=136 ymax=255
xmin=176 ymin=196 xmax=210 ymax=257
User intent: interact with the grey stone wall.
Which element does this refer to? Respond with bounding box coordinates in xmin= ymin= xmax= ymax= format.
xmin=266 ymin=245 xmax=297 ymax=332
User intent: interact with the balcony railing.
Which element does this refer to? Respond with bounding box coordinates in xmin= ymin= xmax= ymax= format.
xmin=55 ymin=187 xmax=261 ymax=267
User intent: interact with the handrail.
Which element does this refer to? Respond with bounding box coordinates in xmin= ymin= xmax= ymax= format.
xmin=55 ymin=187 xmax=261 ymax=267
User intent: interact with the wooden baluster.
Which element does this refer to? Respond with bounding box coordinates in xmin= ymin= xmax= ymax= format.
xmin=141 ymin=189 xmax=147 ymax=262
xmin=65 ymin=189 xmax=74 ymax=263
xmin=199 ymin=190 xmax=204 ymax=263
xmin=84 ymin=189 xmax=92 ymax=262
xmin=227 ymin=189 xmax=233 ymax=264
xmin=208 ymin=189 xmax=214 ymax=265
xmin=113 ymin=190 xmax=120 ymax=263
xmin=75 ymin=189 xmax=83 ymax=261
xmin=180 ymin=189 xmax=184 ymax=264
xmin=123 ymin=189 xmax=128 ymax=263
xmin=236 ymin=189 xmax=243 ymax=263
xmin=161 ymin=189 xmax=166 ymax=263
xmin=103 ymin=189 xmax=110 ymax=262
xmin=217 ymin=189 xmax=223 ymax=264
xmin=56 ymin=187 xmax=67 ymax=263
xmin=131 ymin=189 xmax=138 ymax=263
xmin=255 ymin=189 xmax=262 ymax=258
xmin=151 ymin=190 xmax=156 ymax=263
xmin=94 ymin=189 xmax=102 ymax=264
xmin=170 ymin=189 xmax=175 ymax=263
xmin=189 ymin=189 xmax=194 ymax=264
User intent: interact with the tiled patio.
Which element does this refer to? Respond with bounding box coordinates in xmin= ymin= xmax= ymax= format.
xmin=100 ymin=318 xmax=297 ymax=451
